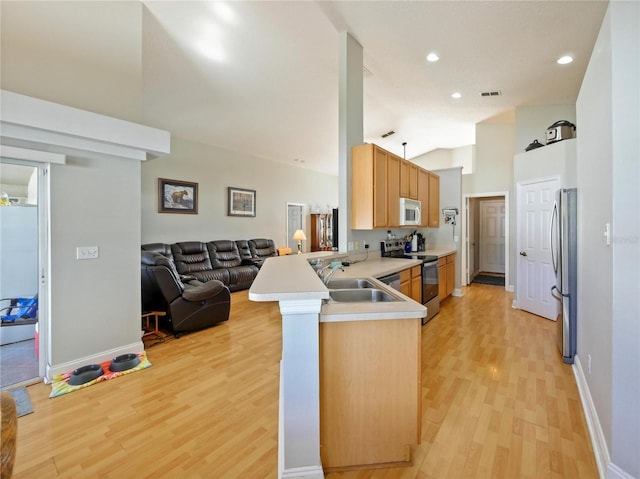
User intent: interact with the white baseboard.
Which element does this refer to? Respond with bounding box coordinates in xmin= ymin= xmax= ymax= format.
xmin=573 ymin=355 xmax=611 ymax=479
xmin=506 ymin=284 xmax=515 ymax=292
xmin=280 ymin=466 xmax=325 ymax=479
xmin=45 ymin=340 xmax=144 ymax=382
xmin=607 ymin=462 xmax=636 ymax=479
xmin=452 ymin=288 xmax=463 ymax=297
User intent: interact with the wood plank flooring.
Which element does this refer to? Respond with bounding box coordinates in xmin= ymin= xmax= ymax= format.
xmin=8 ymin=284 xmax=597 ymax=478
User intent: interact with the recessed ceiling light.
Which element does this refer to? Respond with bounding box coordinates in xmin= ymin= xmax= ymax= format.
xmin=426 ymin=52 xmax=440 ymax=62
xmin=557 ymin=55 xmax=573 ymax=65
xmin=451 ymin=92 xmax=462 ymax=99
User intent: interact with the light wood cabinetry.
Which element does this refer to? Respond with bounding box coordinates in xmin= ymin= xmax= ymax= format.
xmin=320 ymin=318 xmax=421 ymax=471
xmin=387 ymin=153 xmax=401 ymax=228
xmin=399 ymin=268 xmax=411 ymax=297
xmin=411 ymin=265 xmax=422 ymax=303
xmin=352 ymin=144 xmax=400 ymax=229
xmin=352 ymin=143 xmax=439 ymax=230
xmin=438 ymin=253 xmax=456 ymax=300
xmin=428 ymin=171 xmax=440 ymax=228
xmin=400 ymin=159 xmax=418 ymax=200
xmin=310 ymin=213 xmax=333 ymax=252
xmin=400 ymin=265 xmax=422 ymax=303
xmin=417 ymin=168 xmax=429 ymax=227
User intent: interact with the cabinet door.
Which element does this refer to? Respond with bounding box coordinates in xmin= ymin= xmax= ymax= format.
xmin=400 ymin=160 xmax=410 ymax=198
xmin=387 ymin=153 xmax=400 ymax=228
xmin=417 ymin=168 xmax=429 ymax=227
xmin=399 ymin=268 xmax=411 ymax=297
xmin=428 ymin=172 xmax=440 ymax=227
xmin=446 ymin=254 xmax=455 ymax=296
xmin=438 ymin=258 xmax=447 ymax=300
xmin=409 ymin=163 xmax=418 ymax=199
xmin=410 ymin=265 xmax=422 ymax=303
xmin=373 ymin=146 xmax=388 ymax=228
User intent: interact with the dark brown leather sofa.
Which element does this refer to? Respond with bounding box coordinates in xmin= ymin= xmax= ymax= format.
xmin=141 ymin=251 xmax=231 ymax=333
xmin=142 ymin=238 xmax=277 ymax=292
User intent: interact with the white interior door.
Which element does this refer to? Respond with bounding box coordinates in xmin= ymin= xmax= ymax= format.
xmin=479 ymin=199 xmax=505 ymax=273
xmin=517 ymin=177 xmax=560 ymax=320
xmin=286 ymin=203 xmax=304 ymax=251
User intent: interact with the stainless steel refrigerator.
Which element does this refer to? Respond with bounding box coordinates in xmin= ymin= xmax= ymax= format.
xmin=551 ymin=188 xmax=577 ymax=364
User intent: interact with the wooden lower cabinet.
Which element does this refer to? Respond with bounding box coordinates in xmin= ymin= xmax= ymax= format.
xmin=320 ymin=318 xmax=422 ymax=472
xmin=438 ymin=253 xmax=456 ymax=300
xmin=400 ymin=266 xmax=422 ymax=303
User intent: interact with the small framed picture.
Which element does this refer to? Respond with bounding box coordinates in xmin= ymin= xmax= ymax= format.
xmin=228 ymin=187 xmax=256 ymax=217
xmin=158 ymin=178 xmax=198 ymax=214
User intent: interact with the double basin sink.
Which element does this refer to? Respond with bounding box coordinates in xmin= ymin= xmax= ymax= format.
xmin=324 ymin=278 xmax=401 ymax=303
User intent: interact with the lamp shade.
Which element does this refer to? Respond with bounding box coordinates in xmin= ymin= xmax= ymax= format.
xmin=292 ymin=230 xmax=306 ymax=241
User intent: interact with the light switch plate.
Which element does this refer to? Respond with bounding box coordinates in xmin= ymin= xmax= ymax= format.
xmin=77 ymin=246 xmax=99 ymax=260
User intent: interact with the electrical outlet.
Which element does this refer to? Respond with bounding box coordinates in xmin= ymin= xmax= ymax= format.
xmin=348 ymin=241 xmax=354 ymax=251
xmin=364 ymin=242 xmax=369 ymax=249
xmin=77 ymin=246 xmax=99 ymax=260
xmin=355 ymin=241 xmax=360 ymax=250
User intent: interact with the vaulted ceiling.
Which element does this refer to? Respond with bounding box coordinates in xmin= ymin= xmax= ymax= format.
xmin=1 ymin=1 xmax=609 ymax=178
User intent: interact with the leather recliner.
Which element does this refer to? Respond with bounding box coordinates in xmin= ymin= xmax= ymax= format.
xmin=141 ymin=251 xmax=230 ymax=333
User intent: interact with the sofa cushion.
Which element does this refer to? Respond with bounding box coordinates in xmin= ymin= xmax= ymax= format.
xmin=235 ymin=240 xmax=253 ymax=261
xmin=208 ymin=240 xmax=242 ymax=268
xmin=171 ymin=242 xmax=215 ymax=282
xmin=249 ymin=238 xmax=277 ymax=260
xmin=142 ymin=243 xmax=174 ymax=262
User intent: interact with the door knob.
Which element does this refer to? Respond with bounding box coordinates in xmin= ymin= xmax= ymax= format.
xmin=520 ymin=251 xmax=527 ymax=256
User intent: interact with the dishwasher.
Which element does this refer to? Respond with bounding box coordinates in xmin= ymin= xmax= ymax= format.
xmin=378 ymin=272 xmax=401 ymax=292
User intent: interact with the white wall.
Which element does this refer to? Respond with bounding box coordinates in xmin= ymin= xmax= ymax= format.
xmin=412 ymin=144 xmax=475 ymax=174
xmin=0 ymin=1 xmax=142 ymax=123
xmin=49 ymin=155 xmax=143 ymax=367
xmin=462 ymin=122 xmax=516 ymax=286
xmin=141 ymin=137 xmax=338 ymax=248
xmin=514 ymin=104 xmax=576 ymax=154
xmin=0 ymin=206 xmax=38 ymax=299
xmin=576 ymin=2 xmax=639 ymax=477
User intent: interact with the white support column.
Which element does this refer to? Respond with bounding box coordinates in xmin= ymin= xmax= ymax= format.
xmin=278 ymin=299 xmax=325 ymax=479
xmin=338 ymin=32 xmax=363 ymax=253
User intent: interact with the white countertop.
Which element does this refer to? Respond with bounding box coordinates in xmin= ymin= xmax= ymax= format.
xmin=249 ymin=253 xmax=426 ymax=321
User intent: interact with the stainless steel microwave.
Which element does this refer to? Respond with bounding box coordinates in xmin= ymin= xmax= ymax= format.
xmin=399 ymin=197 xmax=421 ymax=226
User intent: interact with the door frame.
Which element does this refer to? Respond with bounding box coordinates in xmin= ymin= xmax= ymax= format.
xmin=0 ymin=158 xmax=50 ymax=383
xmin=286 ymin=202 xmax=306 ymax=251
xmin=462 ymin=191 xmax=510 ymax=290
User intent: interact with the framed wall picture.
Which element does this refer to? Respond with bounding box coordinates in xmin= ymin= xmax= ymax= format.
xmin=228 ymin=187 xmax=256 ymax=217
xmin=158 ymin=178 xmax=198 ymax=214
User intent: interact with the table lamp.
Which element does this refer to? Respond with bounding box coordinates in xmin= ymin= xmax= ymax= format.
xmin=292 ymin=229 xmax=306 ymax=254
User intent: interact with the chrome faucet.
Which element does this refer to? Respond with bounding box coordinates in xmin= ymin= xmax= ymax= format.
xmin=318 ymin=262 xmax=344 ymax=285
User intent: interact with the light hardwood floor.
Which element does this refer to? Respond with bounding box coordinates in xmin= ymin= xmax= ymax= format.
xmin=9 ymin=284 xmax=597 ymax=478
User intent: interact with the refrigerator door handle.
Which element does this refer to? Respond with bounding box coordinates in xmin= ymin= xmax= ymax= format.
xmin=551 ymin=201 xmax=558 ymax=274
xmin=551 ymin=285 xmax=569 ymax=298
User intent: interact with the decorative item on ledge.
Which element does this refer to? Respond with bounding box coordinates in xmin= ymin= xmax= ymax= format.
xmin=292 ymin=229 xmax=306 ymax=254
xmin=158 ymin=178 xmax=198 ymax=214
xmin=228 ymin=187 xmax=256 ymax=217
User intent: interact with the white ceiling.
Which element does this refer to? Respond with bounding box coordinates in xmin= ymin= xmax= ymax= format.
xmin=1 ymin=1 xmax=609 ymax=180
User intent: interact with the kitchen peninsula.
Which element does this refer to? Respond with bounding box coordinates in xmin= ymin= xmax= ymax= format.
xmin=249 ymin=253 xmax=426 ymax=478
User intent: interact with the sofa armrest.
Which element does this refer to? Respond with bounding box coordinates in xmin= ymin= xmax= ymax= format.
xmin=241 ymin=258 xmax=263 ymax=268
xmin=183 ymin=280 xmax=228 ymax=302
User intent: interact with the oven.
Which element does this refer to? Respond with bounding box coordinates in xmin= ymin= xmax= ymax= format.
xmin=380 ymin=240 xmax=440 ymax=324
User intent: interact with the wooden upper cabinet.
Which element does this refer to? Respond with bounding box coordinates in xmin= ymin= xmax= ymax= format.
xmin=400 ymin=159 xmax=418 ymax=200
xmin=428 ymin=171 xmax=440 ymax=228
xmin=352 ymin=143 xmax=391 ymax=229
xmin=417 ymin=168 xmax=429 ymax=227
xmin=352 ymin=143 xmax=439 ymax=230
xmin=373 ymin=146 xmax=388 ymax=228
xmin=387 ymin=153 xmax=400 ymax=228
